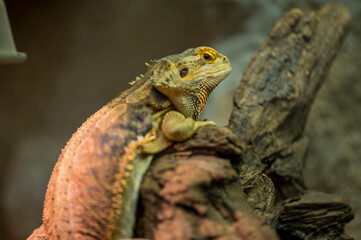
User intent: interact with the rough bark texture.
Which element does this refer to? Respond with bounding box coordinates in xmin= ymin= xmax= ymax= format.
xmin=139 ymin=3 xmax=353 ymax=240
xmin=137 ymin=126 xmax=278 ymax=240
xmin=278 ymin=192 xmax=354 ymax=239
xmin=228 ymin=3 xmax=351 ymax=199
xmin=26 ymin=3 xmax=354 ymax=240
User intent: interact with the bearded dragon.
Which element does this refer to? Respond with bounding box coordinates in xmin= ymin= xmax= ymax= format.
xmin=38 ymin=46 xmax=231 ymax=240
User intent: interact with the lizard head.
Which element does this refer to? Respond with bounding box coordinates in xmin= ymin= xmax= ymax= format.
xmin=148 ymin=46 xmax=232 ymax=120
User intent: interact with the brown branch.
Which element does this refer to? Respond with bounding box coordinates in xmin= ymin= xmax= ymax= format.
xmin=137 ymin=126 xmax=278 ymax=240
xmin=139 ymin=3 xmax=353 ymax=240
xmin=228 ymin=3 xmax=351 ymax=198
xmin=28 ymin=3 xmax=353 ymax=240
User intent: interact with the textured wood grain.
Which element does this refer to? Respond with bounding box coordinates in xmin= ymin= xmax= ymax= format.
xmin=228 ymin=3 xmax=351 ymax=199
xmin=139 ymin=3 xmax=353 ymax=240
xmin=138 ymin=126 xmax=278 ymax=240
xmin=28 ymin=3 xmax=353 ymax=240
xmin=278 ymin=192 xmax=354 ymax=239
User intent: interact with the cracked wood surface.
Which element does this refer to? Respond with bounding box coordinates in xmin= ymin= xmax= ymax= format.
xmin=28 ymin=3 xmax=353 ymax=240
xmin=228 ymin=3 xmax=351 ymax=199
xmin=137 ymin=126 xmax=278 ymax=240
xmin=138 ymin=3 xmax=352 ymax=240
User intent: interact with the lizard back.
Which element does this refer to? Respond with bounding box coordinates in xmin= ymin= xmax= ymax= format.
xmin=40 ymin=46 xmax=232 ymax=240
xmin=43 ymin=79 xmax=157 ymax=239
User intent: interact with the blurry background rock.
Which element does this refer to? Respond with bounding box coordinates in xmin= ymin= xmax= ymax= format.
xmin=0 ymin=0 xmax=360 ymax=239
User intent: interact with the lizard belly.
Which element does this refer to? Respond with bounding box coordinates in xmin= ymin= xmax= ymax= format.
xmin=43 ymin=103 xmax=154 ymax=240
xmin=115 ymin=153 xmax=153 ymax=238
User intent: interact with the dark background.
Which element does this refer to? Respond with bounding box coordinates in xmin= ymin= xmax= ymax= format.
xmin=0 ymin=1 xmax=360 ymax=239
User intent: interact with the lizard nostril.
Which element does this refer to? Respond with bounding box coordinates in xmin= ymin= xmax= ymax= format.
xmin=222 ymin=57 xmax=226 ymax=62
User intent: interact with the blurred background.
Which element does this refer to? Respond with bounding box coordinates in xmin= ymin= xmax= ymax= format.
xmin=0 ymin=0 xmax=360 ymax=239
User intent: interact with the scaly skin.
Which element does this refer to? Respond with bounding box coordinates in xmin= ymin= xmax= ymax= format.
xmin=38 ymin=46 xmax=231 ymax=240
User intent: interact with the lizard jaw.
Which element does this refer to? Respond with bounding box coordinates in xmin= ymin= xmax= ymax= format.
xmin=149 ymin=46 xmax=232 ymax=119
xmin=157 ymin=65 xmax=232 ymax=120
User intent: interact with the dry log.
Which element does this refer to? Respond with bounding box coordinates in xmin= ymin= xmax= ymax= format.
xmin=27 ymin=3 xmax=353 ymax=240
xmin=228 ymin=3 xmax=351 ymax=199
xmin=137 ymin=126 xmax=278 ymax=240
xmin=278 ymin=192 xmax=354 ymax=239
xmin=139 ymin=3 xmax=353 ymax=240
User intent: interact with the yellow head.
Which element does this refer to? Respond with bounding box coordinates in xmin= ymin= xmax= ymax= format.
xmin=148 ymin=46 xmax=231 ymax=119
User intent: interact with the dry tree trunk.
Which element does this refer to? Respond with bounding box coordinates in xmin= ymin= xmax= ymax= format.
xmin=138 ymin=3 xmax=353 ymax=240
xmin=27 ymin=3 xmax=353 ymax=240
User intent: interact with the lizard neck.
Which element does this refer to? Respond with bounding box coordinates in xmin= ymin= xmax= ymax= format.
xmin=164 ymin=79 xmax=216 ymax=120
xmin=108 ymin=79 xmax=171 ymax=111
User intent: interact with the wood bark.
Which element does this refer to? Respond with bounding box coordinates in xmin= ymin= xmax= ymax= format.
xmin=228 ymin=2 xmax=351 ymax=200
xmin=27 ymin=3 xmax=353 ymax=240
xmin=139 ymin=3 xmax=353 ymax=240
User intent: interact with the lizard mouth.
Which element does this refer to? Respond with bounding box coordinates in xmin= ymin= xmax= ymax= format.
xmin=154 ymin=65 xmax=231 ymax=93
xmin=194 ymin=64 xmax=232 ymax=84
xmin=153 ymin=60 xmax=232 ymax=119
xmin=203 ymin=66 xmax=232 ymax=78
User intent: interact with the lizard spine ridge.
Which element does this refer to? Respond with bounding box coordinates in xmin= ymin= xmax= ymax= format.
xmin=40 ymin=46 xmax=231 ymax=240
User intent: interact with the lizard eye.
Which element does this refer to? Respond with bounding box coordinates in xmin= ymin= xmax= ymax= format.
xmin=201 ymin=51 xmax=215 ymax=62
xmin=203 ymin=54 xmax=211 ymax=60
xmin=180 ymin=68 xmax=188 ymax=78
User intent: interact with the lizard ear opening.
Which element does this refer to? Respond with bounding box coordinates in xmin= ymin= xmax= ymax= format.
xmin=180 ymin=68 xmax=188 ymax=78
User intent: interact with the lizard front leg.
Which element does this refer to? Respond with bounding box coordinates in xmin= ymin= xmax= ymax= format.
xmin=141 ymin=111 xmax=215 ymax=154
xmin=161 ymin=110 xmax=215 ymax=141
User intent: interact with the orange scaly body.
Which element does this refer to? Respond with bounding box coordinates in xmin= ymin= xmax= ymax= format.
xmin=28 ymin=46 xmax=231 ymax=239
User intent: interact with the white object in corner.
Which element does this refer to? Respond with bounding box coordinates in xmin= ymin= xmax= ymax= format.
xmin=0 ymin=0 xmax=26 ymax=64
